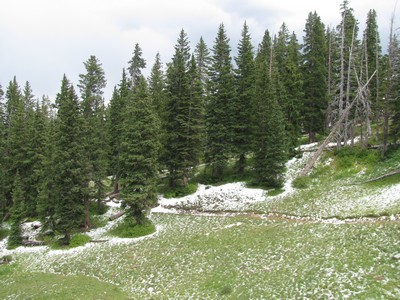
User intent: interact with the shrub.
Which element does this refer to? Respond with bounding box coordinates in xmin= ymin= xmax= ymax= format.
xmin=162 ymin=182 xmax=198 ymax=198
xmin=69 ymin=234 xmax=91 ymax=248
xmin=108 ymin=217 xmax=156 ymax=238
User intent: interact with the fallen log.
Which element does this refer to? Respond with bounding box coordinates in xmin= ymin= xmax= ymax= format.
xmin=108 ymin=211 xmax=126 ymax=221
xmin=22 ymin=240 xmax=44 ymax=246
xmin=363 ymin=169 xmax=400 ymax=183
xmin=90 ymin=239 xmax=109 ymax=243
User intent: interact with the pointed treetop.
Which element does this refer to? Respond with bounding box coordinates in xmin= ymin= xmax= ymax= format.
xmin=128 ymin=43 xmax=146 ymax=89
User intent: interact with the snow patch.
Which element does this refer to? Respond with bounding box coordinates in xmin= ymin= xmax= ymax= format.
xmin=156 ymin=182 xmax=266 ymax=212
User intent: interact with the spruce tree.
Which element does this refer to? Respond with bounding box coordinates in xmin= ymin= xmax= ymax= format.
xmin=78 ymin=55 xmax=108 ymax=222
xmin=8 ymin=173 xmax=24 ymax=248
xmin=52 ymin=75 xmax=85 ymax=243
xmin=302 ymin=11 xmax=328 ymax=142
xmin=253 ymin=31 xmax=287 ymax=187
xmin=108 ymin=69 xmax=129 ymax=193
xmin=284 ymin=33 xmax=303 ymax=152
xmin=165 ymin=29 xmax=203 ymax=186
xmin=206 ymin=24 xmax=236 ymax=179
xmin=128 ymin=43 xmax=146 ymax=90
xmin=233 ymin=22 xmax=255 ymax=174
xmin=120 ymin=76 xmax=160 ymax=224
xmin=363 ymin=9 xmax=381 ymax=105
xmin=194 ymin=37 xmax=211 ymax=94
xmin=149 ymin=52 xmax=166 ymax=119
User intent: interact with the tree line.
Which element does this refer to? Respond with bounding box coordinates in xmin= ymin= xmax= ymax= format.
xmin=1 ymin=0 xmax=399 ymax=245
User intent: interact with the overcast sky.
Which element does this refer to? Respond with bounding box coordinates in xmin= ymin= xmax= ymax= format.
xmin=0 ymin=0 xmax=397 ymax=101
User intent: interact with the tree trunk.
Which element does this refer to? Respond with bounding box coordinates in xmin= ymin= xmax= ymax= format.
xmin=84 ymin=196 xmax=91 ymax=229
xmin=108 ymin=211 xmax=126 ymax=221
xmin=237 ymin=153 xmax=246 ymax=175
xmin=113 ymin=175 xmax=119 ymax=194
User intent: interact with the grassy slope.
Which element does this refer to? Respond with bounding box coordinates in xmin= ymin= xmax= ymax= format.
xmin=6 ymin=214 xmax=400 ymax=299
xmin=252 ymin=147 xmax=400 ymax=218
xmin=2 ymin=147 xmax=400 ymax=299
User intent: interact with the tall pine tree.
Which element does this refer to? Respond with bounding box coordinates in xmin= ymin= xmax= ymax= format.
xmin=233 ymin=22 xmax=255 ymax=174
xmin=128 ymin=43 xmax=146 ymax=90
xmin=302 ymin=11 xmax=328 ymax=142
xmin=165 ymin=29 xmax=204 ymax=186
xmin=52 ymin=75 xmax=85 ymax=243
xmin=253 ymin=31 xmax=287 ymax=187
xmin=78 ymin=55 xmax=108 ymax=224
xmin=120 ymin=76 xmax=160 ymax=223
xmin=206 ymin=24 xmax=237 ymax=179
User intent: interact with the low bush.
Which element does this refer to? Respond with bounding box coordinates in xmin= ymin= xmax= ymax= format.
xmin=162 ymin=182 xmax=198 ymax=198
xmin=108 ymin=217 xmax=156 ymax=238
xmin=69 ymin=234 xmax=91 ymax=248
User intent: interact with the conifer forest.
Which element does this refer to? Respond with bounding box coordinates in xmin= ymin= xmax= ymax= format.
xmin=1 ymin=0 xmax=399 ymax=247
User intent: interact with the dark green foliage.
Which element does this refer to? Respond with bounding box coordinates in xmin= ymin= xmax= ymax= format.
xmin=51 ymin=75 xmax=85 ymax=243
xmin=253 ymin=31 xmax=287 ymax=187
xmin=206 ymin=24 xmax=237 ymax=179
xmin=108 ymin=70 xmax=129 ymax=193
xmin=233 ymin=22 xmax=255 ymax=174
xmin=108 ymin=216 xmax=156 ymax=238
xmin=128 ymin=43 xmax=146 ymax=89
xmin=302 ymin=11 xmax=328 ymax=142
xmin=149 ymin=52 xmax=167 ymax=120
xmin=120 ymin=76 xmax=160 ymax=224
xmin=284 ymin=33 xmax=303 ymax=152
xmin=78 ymin=55 xmax=108 ymax=221
xmin=160 ymin=182 xmax=198 ymax=199
xmin=165 ymin=30 xmax=204 ymax=187
xmin=8 ymin=173 xmax=24 ymax=249
xmin=69 ymin=234 xmax=91 ymax=248
xmin=194 ymin=37 xmax=211 ymax=94
xmin=363 ymin=9 xmax=381 ymax=104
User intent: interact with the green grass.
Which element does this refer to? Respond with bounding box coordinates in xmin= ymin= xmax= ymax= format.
xmin=108 ymin=217 xmax=156 ymax=238
xmin=9 ymin=214 xmax=400 ymax=299
xmin=251 ymin=146 xmax=400 ymax=218
xmin=0 ymin=264 xmax=129 ymax=299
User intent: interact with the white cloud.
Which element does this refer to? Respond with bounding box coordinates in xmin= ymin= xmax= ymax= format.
xmin=0 ymin=0 xmax=397 ymax=100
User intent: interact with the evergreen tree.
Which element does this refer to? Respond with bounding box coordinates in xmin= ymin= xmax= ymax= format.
xmin=37 ymin=118 xmax=57 ymax=230
xmin=120 ymin=76 xmax=160 ymax=224
xmin=206 ymin=24 xmax=237 ymax=179
xmin=19 ymin=81 xmax=38 ymax=216
xmin=8 ymin=173 xmax=24 ymax=248
xmin=194 ymin=37 xmax=211 ymax=94
xmin=78 ymin=55 xmax=108 ymax=222
xmin=233 ymin=22 xmax=255 ymax=174
xmin=302 ymin=11 xmax=328 ymax=142
xmin=253 ymin=31 xmax=287 ymax=186
xmin=52 ymin=75 xmax=85 ymax=243
xmin=363 ymin=9 xmax=381 ymax=105
xmin=108 ymin=69 xmax=129 ymax=193
xmin=284 ymin=33 xmax=303 ymax=152
xmin=165 ymin=29 xmax=203 ymax=186
xmin=149 ymin=52 xmax=166 ymax=118
xmin=128 ymin=43 xmax=146 ymax=90
xmin=148 ymin=53 xmax=167 ymax=170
